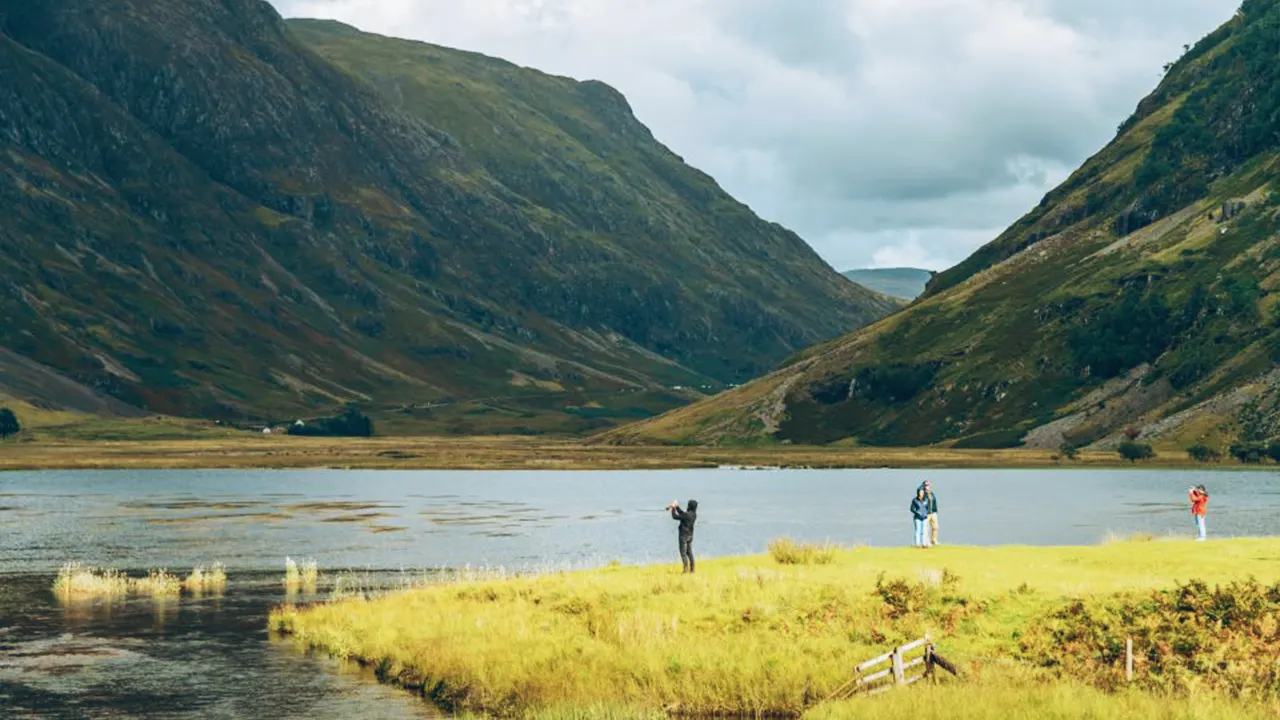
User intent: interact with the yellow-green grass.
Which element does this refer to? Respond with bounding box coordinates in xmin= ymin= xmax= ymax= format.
xmin=52 ymin=562 xmax=130 ymax=600
xmin=52 ymin=562 xmax=224 ymax=601
xmin=809 ymin=669 xmax=1280 ymax=720
xmin=768 ymin=537 xmax=839 ymax=565
xmin=284 ymin=557 xmax=320 ymax=592
xmin=270 ymin=539 xmax=1280 ymax=717
xmin=182 ymin=563 xmax=228 ymax=594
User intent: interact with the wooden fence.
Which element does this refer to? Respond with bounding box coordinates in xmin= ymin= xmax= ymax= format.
xmin=822 ymin=634 xmax=960 ymax=703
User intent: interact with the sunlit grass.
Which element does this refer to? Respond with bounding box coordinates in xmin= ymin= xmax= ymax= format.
xmin=768 ymin=536 xmax=838 ymax=565
xmin=131 ymin=569 xmax=182 ymax=597
xmin=284 ymin=557 xmax=319 ymax=592
xmin=182 ymin=563 xmax=228 ymax=594
xmin=52 ymin=562 xmax=227 ymax=601
xmin=807 ymin=667 xmax=1280 ymax=720
xmin=272 ymin=539 xmax=1280 ymax=717
xmin=52 ymin=562 xmax=130 ymax=600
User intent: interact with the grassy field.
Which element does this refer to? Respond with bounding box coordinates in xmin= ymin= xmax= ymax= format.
xmin=271 ymin=540 xmax=1280 ymax=718
xmin=0 ymin=436 xmax=1244 ymax=471
xmin=0 ymin=433 xmax=1258 ymax=471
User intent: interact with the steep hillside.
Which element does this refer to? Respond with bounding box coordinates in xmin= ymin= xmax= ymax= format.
xmin=612 ymin=0 xmax=1280 ymax=452
xmin=841 ymin=268 xmax=933 ymax=301
xmin=0 ymin=1 xmax=895 ymax=433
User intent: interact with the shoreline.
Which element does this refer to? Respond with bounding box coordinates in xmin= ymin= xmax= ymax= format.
xmin=0 ymin=436 xmax=1255 ymax=472
xmin=271 ymin=540 xmax=1280 ymax=719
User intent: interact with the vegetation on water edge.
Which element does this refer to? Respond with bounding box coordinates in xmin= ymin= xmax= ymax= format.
xmin=52 ymin=562 xmax=224 ymax=600
xmin=270 ymin=539 xmax=1280 ymax=718
xmin=767 ymin=537 xmax=839 ymax=565
xmin=182 ymin=563 xmax=228 ymax=594
xmin=285 ymin=557 xmax=320 ymax=593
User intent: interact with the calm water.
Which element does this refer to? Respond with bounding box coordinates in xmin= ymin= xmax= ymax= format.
xmin=2 ymin=467 xmax=1279 ymax=718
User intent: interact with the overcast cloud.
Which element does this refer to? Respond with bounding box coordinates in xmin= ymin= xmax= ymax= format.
xmin=271 ymin=0 xmax=1239 ymax=271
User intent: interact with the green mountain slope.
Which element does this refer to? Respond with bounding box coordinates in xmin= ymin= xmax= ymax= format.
xmin=611 ymin=0 xmax=1280 ymax=451
xmin=841 ymin=268 xmax=934 ymax=300
xmin=0 ymin=1 xmax=896 ymax=434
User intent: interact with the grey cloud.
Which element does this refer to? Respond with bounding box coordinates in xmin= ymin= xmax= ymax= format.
xmin=271 ymin=0 xmax=1241 ymax=270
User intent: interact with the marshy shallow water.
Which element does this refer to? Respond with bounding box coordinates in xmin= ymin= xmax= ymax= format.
xmin=2 ymin=467 xmax=1279 ymax=717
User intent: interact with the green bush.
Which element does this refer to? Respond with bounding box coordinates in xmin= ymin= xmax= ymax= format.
xmin=1229 ymin=442 xmax=1268 ymax=464
xmin=1117 ymin=441 xmax=1155 ymax=462
xmin=1186 ymin=444 xmax=1222 ymax=463
xmin=1019 ymin=578 xmax=1280 ymax=697
xmin=0 ymin=408 xmax=18 ymax=439
xmin=287 ymin=406 xmax=374 ymax=437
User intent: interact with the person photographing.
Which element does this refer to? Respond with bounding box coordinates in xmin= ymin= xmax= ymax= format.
xmin=1189 ymin=485 xmax=1209 ymax=541
xmin=667 ymin=499 xmax=698 ymax=573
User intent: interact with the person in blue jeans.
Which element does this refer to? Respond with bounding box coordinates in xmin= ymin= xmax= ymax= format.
xmin=910 ymin=488 xmax=931 ymax=548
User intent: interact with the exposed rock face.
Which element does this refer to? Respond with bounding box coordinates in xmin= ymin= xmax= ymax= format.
xmin=0 ymin=2 xmax=896 ymax=425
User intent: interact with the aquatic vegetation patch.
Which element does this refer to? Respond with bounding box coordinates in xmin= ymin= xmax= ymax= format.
xmin=182 ymin=563 xmax=228 ymax=594
xmin=52 ymin=563 xmax=130 ymax=600
xmin=53 ymin=562 xmax=225 ymax=600
xmin=131 ymin=569 xmax=181 ymax=597
xmin=284 ymin=557 xmax=320 ymax=592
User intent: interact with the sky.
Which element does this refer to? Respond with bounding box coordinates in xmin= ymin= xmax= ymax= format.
xmin=270 ymin=0 xmax=1240 ymax=272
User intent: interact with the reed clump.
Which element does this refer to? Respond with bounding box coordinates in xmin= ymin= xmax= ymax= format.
xmin=52 ymin=562 xmax=130 ymax=600
xmin=131 ymin=569 xmax=182 ymax=597
xmin=182 ymin=562 xmax=228 ymax=594
xmin=768 ymin=537 xmax=839 ymax=565
xmin=52 ymin=561 xmax=227 ymax=601
xmin=284 ymin=557 xmax=320 ymax=592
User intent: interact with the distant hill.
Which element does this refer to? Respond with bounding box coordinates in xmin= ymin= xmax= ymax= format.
xmin=0 ymin=2 xmax=897 ymax=434
xmin=841 ymin=268 xmax=934 ymax=301
xmin=611 ymin=0 xmax=1280 ymax=451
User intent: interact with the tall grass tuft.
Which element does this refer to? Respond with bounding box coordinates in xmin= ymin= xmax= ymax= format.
xmin=768 ymin=537 xmax=838 ymax=565
xmin=182 ymin=563 xmax=228 ymax=594
xmin=284 ymin=557 xmax=320 ymax=592
xmin=131 ymin=569 xmax=181 ymax=597
xmin=52 ymin=562 xmax=129 ymax=600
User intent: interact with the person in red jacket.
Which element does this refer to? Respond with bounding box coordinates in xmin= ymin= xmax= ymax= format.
xmin=1189 ymin=485 xmax=1209 ymax=541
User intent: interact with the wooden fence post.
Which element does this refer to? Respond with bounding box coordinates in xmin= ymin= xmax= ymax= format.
xmin=1126 ymin=637 xmax=1133 ymax=683
xmin=892 ymin=645 xmax=905 ymax=685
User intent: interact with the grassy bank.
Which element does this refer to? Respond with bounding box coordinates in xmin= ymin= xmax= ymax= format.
xmin=0 ymin=434 xmax=1258 ymax=471
xmin=271 ymin=540 xmax=1280 ymax=718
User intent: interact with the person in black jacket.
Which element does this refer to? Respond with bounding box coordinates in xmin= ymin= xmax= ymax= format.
xmin=667 ymin=499 xmax=698 ymax=573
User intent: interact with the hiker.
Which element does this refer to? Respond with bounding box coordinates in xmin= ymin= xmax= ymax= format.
xmin=668 ymin=499 xmax=698 ymax=572
xmin=917 ymin=480 xmax=939 ymax=545
xmin=1189 ymin=484 xmax=1209 ymax=541
xmin=910 ymin=488 xmax=931 ymax=548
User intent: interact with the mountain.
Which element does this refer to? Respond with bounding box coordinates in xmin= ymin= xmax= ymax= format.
xmin=0 ymin=1 xmax=896 ymax=435
xmin=841 ymin=268 xmax=934 ymax=301
xmin=611 ymin=0 xmax=1280 ymax=452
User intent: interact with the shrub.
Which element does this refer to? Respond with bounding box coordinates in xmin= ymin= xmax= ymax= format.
xmin=1186 ymin=444 xmax=1222 ymax=463
xmin=1230 ymin=442 xmax=1268 ymax=464
xmin=0 ymin=407 xmax=19 ymax=439
xmin=767 ymin=537 xmax=837 ymax=565
xmin=1267 ymin=441 xmax=1280 ymax=463
xmin=1117 ymin=441 xmax=1155 ymax=462
xmin=288 ymin=406 xmax=375 ymax=437
xmin=1019 ymin=579 xmax=1280 ymax=697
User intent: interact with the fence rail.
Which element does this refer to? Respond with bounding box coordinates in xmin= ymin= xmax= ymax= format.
xmin=821 ymin=633 xmax=960 ymax=704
